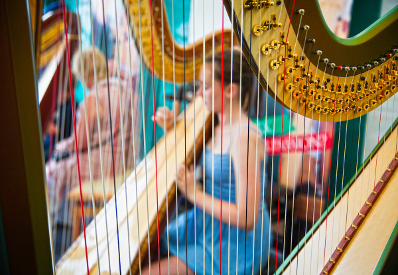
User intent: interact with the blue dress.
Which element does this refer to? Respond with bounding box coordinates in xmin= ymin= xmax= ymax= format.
xmin=161 ymin=128 xmax=271 ymax=275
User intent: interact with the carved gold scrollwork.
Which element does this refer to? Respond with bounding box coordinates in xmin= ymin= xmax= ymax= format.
xmin=244 ymin=0 xmax=274 ymax=10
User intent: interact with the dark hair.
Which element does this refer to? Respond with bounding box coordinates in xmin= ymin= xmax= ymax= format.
xmin=205 ymin=49 xmax=256 ymax=114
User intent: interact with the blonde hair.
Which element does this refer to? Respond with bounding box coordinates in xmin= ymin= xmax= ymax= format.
xmin=71 ymin=46 xmax=107 ymax=84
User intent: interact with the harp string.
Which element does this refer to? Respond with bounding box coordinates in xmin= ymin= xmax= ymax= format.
xmin=317 ymin=62 xmax=336 ymax=270
xmin=74 ymin=0 xmax=101 ymax=271
xmin=266 ymin=0 xmax=287 ymax=269
xmin=99 ymin=0 xmax=123 ymax=270
xmin=287 ymin=20 xmax=310 ymax=275
xmin=301 ymin=41 xmax=318 ymax=274
xmin=395 ymin=57 xmax=398 ymax=154
xmin=366 ymin=102 xmax=377 ymax=200
xmin=330 ymin=67 xmax=345 ymax=259
xmin=282 ymin=9 xmax=305 ymax=271
xmin=171 ymin=0 xmax=179 ymax=271
xmin=55 ymin=10 xmax=71 ymax=259
xmin=341 ymin=70 xmax=359 ymax=238
xmin=323 ymin=66 xmax=341 ymax=262
xmin=259 ymin=51 xmax=268 ymax=275
xmin=182 ymin=0 xmax=188 ymax=273
xmin=351 ymin=67 xmax=371 ymax=268
xmin=282 ymin=5 xmax=303 ymax=269
xmin=192 ymin=1 xmax=197 ymax=274
xmin=251 ymin=5 xmax=263 ymax=275
xmin=329 ymin=68 xmax=350 ymax=266
xmin=113 ymin=0 xmax=133 ymax=272
xmin=228 ymin=2 xmax=234 ymax=271
xmin=48 ymin=2 xmax=61 ymax=258
xmin=349 ymin=69 xmax=367 ymax=249
xmin=61 ymin=0 xmax=90 ymax=272
xmin=372 ymin=63 xmax=388 ymax=190
xmin=303 ymin=54 xmax=321 ymax=275
xmin=88 ymin=0 xmax=113 ymax=270
xmin=236 ymin=2 xmax=244 ymax=273
xmin=147 ymin=0 xmax=162 ymax=272
xmin=314 ymin=58 xmax=330 ymax=274
xmin=275 ymin=1 xmax=296 ymax=270
xmin=201 ymin=2 xmax=206 ymax=272
xmin=244 ymin=4 xmax=254 ymax=273
xmin=159 ymin=0 xmax=170 ymax=273
xmin=390 ymin=58 xmax=398 ymax=159
xmin=329 ymin=68 xmax=349 ymax=266
xmin=267 ymin=4 xmax=277 ymax=272
xmin=220 ymin=0 xmax=225 ymax=272
xmin=295 ymin=41 xmax=314 ymax=273
xmin=47 ymin=3 xmax=62 ymax=267
xmin=125 ymin=0 xmax=143 ymax=271
xmin=136 ymin=0 xmax=152 ymax=270
xmin=47 ymin=3 xmax=61 ymax=185
xmin=379 ymin=62 xmax=391 ymax=172
xmin=263 ymin=4 xmax=273 ymax=274
xmin=211 ymin=2 xmax=215 ymax=270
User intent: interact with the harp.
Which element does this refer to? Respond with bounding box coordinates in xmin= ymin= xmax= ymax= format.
xmin=38 ymin=9 xmax=78 ymax=134
xmin=1 ymin=1 xmax=398 ymax=275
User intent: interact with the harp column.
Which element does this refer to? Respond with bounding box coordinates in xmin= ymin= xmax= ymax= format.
xmin=0 ymin=0 xmax=52 ymax=274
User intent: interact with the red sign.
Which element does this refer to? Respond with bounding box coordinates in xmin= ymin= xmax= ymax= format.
xmin=265 ymin=132 xmax=333 ymax=155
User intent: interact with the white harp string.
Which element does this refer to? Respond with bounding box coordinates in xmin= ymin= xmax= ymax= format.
xmin=88 ymin=0 xmax=113 ymax=271
xmin=159 ymin=0 xmax=170 ymax=273
xmin=302 ymin=55 xmax=321 ymax=273
xmin=251 ymin=4 xmax=264 ymax=275
xmin=124 ymin=0 xmax=142 ymax=272
xmin=228 ymin=2 xmax=234 ymax=272
xmin=75 ymin=0 xmax=101 ymax=272
xmin=137 ymin=0 xmax=152 ymax=271
xmin=202 ymin=2 xmax=207 ymax=272
xmin=315 ymin=59 xmax=331 ymax=273
xmin=236 ymin=2 xmax=244 ymax=274
xmin=170 ymin=0 xmax=180 ymax=271
xmin=113 ymin=0 xmax=132 ymax=272
xmin=282 ymin=13 xmax=304 ymax=270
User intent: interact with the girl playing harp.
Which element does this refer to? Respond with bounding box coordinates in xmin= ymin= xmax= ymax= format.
xmin=148 ymin=49 xmax=271 ymax=275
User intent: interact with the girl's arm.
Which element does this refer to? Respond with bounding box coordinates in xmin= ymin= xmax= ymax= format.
xmin=228 ymin=129 xmax=263 ymax=230
xmin=177 ymin=129 xmax=264 ymax=231
xmin=75 ymin=95 xmax=103 ymax=150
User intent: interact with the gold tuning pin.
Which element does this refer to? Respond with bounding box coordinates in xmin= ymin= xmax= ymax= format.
xmin=278 ymin=74 xmax=290 ymax=82
xmin=269 ymin=40 xmax=281 ymax=50
xmin=252 ymin=25 xmax=268 ymax=36
xmin=270 ymin=59 xmax=282 ymax=70
xmin=278 ymin=55 xmax=286 ymax=63
xmin=293 ymin=76 xmax=302 ymax=83
xmin=261 ymin=44 xmax=271 ymax=55
xmin=285 ymin=83 xmax=296 ymax=92
xmin=261 ymin=40 xmax=280 ymax=55
xmin=285 ymin=66 xmax=295 ymax=75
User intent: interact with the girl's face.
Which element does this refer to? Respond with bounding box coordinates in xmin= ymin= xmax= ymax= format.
xmin=197 ymin=63 xmax=224 ymax=113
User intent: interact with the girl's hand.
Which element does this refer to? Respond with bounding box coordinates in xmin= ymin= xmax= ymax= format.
xmin=154 ymin=102 xmax=180 ymax=130
xmin=176 ymin=163 xmax=197 ymax=203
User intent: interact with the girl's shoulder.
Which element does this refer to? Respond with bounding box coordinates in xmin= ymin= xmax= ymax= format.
xmin=232 ymin=123 xmax=262 ymax=140
xmin=229 ymin=123 xmax=263 ymax=153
